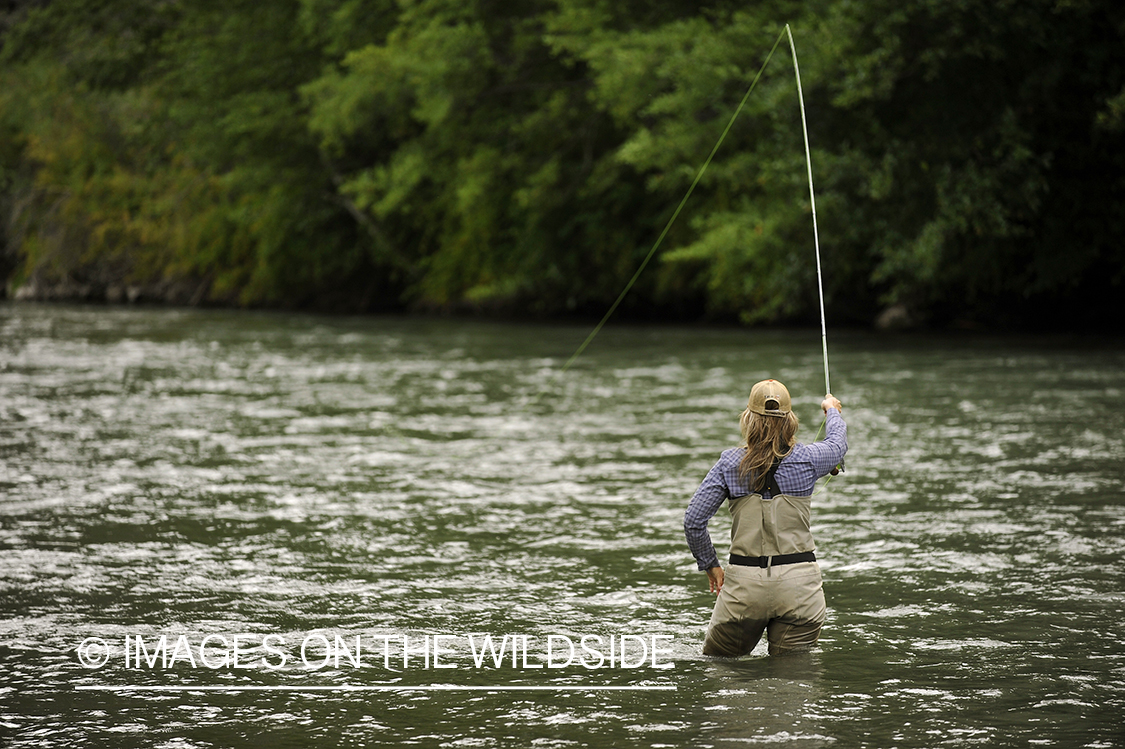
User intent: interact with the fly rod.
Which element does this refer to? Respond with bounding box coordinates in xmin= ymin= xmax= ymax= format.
xmin=787 ymin=25 xmax=842 ymax=476
xmin=786 ymin=24 xmax=831 ymax=398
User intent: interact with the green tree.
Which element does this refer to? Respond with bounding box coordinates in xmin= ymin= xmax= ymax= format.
xmin=2 ymin=0 xmax=1122 ymax=326
xmin=303 ymin=0 xmax=670 ymax=315
xmin=800 ymin=0 xmax=1125 ymax=325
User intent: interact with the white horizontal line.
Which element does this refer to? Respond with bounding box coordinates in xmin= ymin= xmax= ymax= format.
xmin=76 ymin=685 xmax=676 ymax=692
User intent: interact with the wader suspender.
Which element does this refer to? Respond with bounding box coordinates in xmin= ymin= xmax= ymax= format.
xmin=760 ymin=456 xmax=783 ymax=498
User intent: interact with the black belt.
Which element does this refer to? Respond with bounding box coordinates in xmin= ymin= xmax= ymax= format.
xmin=729 ymin=551 xmax=816 ymax=568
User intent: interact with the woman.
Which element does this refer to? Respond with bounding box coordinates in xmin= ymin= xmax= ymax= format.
xmin=683 ymin=379 xmax=846 ymax=656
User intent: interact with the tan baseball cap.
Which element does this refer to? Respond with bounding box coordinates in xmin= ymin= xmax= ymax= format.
xmin=747 ymin=379 xmax=791 ymax=417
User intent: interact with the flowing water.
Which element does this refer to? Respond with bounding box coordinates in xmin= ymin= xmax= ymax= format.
xmin=1 ymin=303 xmax=1123 ymax=748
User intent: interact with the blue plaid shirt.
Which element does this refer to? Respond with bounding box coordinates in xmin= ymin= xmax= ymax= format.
xmin=683 ymin=408 xmax=847 ymax=570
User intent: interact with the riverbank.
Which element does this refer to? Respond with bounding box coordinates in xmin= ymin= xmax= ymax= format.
xmin=7 ymin=276 xmax=212 ymax=307
xmin=0 ymin=275 xmax=973 ymax=334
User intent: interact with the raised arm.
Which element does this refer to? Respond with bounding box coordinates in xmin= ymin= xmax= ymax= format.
xmin=802 ymin=395 xmax=847 ymax=478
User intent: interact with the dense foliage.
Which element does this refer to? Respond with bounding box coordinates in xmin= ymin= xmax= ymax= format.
xmin=2 ymin=0 xmax=1122 ymax=327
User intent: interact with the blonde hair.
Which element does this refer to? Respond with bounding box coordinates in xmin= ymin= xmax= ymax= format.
xmin=737 ymin=408 xmax=799 ymax=491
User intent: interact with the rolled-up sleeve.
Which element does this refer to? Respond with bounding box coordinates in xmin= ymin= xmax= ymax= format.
xmin=684 ymin=460 xmax=730 ymax=571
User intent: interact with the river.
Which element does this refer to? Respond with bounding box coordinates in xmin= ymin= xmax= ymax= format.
xmin=1 ymin=303 xmax=1122 ymax=747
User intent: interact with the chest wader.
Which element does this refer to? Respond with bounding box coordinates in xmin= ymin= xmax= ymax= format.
xmin=702 ymin=458 xmax=827 ymax=657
